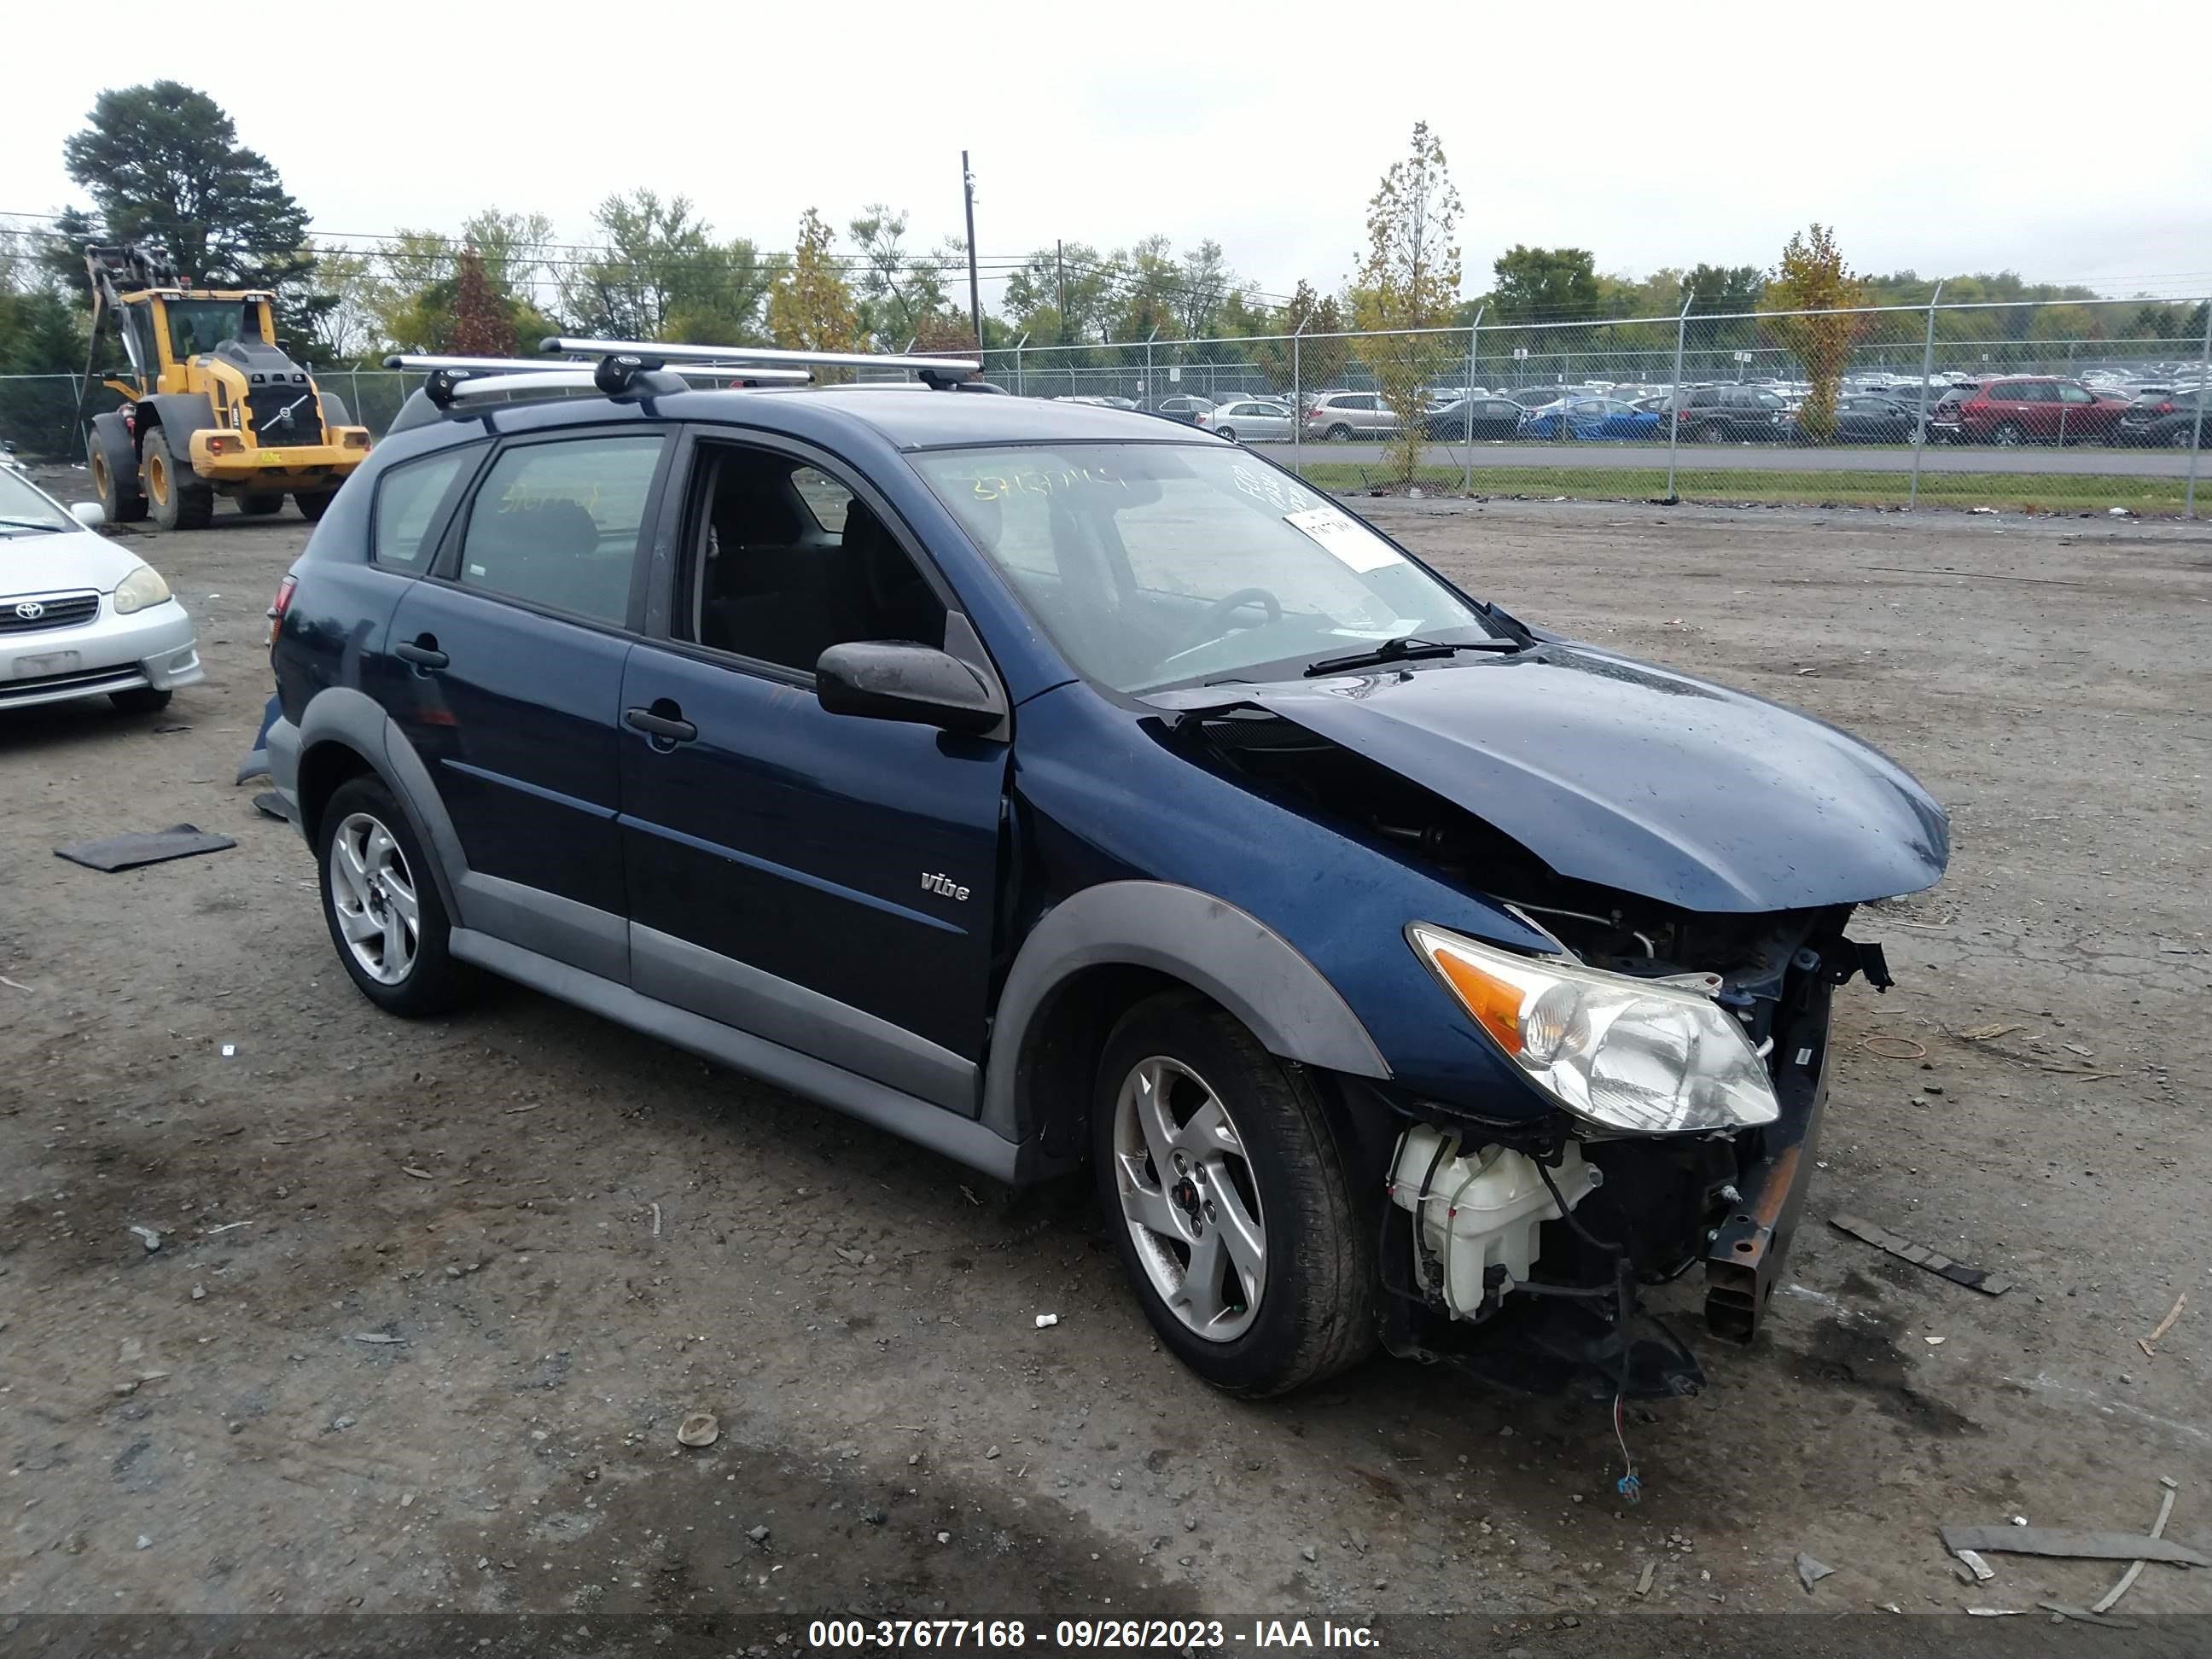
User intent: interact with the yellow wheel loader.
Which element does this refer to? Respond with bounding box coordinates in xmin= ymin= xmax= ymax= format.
xmin=81 ymin=244 xmax=370 ymax=528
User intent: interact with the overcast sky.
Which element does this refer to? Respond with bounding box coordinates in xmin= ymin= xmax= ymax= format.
xmin=5 ymin=0 xmax=2209 ymax=306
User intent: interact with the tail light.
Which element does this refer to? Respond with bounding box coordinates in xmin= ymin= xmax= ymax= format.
xmin=267 ymin=573 xmax=296 ymax=649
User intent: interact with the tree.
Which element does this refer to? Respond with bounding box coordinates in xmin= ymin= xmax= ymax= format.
xmin=1004 ymin=242 xmax=1119 ymax=346
xmin=58 ymin=82 xmax=326 ymax=341
xmin=767 ymin=208 xmax=860 ymax=361
xmin=558 ymin=190 xmax=777 ymax=345
xmin=1488 ymin=246 xmax=1601 ymax=323
xmin=1763 ymin=224 xmax=1867 ymax=443
xmin=1244 ymin=279 xmax=1343 ymax=393
xmin=1174 ymin=240 xmax=1232 ymax=340
xmin=449 ymin=250 xmax=515 ymax=358
xmin=1112 ymin=235 xmax=1184 ymax=343
xmin=367 ymin=212 xmax=558 ymax=358
xmin=847 ymin=206 xmax=952 ymax=349
xmin=305 ymin=244 xmax=381 ymax=363
xmin=1351 ymin=121 xmax=1463 ymax=484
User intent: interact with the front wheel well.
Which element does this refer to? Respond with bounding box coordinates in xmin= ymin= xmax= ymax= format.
xmin=1014 ymin=963 xmax=1186 ymax=1162
xmin=296 ymin=738 xmax=376 ymax=846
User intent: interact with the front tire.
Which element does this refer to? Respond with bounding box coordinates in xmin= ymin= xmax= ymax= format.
xmin=317 ymin=777 xmax=473 ymax=1017
xmin=295 ymin=492 xmax=335 ymax=521
xmin=144 ymin=429 xmax=214 ymax=531
xmin=1091 ymin=991 xmax=1373 ymax=1397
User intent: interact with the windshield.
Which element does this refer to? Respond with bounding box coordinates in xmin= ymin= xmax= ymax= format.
xmin=0 ymin=468 xmax=77 ymax=535
xmin=912 ymin=443 xmax=1494 ymax=694
xmin=166 ymin=299 xmax=255 ymax=359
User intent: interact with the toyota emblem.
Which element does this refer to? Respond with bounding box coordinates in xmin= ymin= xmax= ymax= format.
xmin=14 ymin=600 xmax=44 ymax=621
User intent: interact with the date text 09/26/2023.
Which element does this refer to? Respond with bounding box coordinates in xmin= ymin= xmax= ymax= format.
xmin=806 ymin=1620 xmax=1380 ymax=1650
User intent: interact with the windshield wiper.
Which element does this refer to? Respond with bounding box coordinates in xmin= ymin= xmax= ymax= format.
xmin=1302 ymin=633 xmax=1523 ymax=678
xmin=0 ymin=518 xmax=65 ymax=534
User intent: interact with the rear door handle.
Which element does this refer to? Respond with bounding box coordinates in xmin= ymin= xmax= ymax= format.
xmin=625 ymin=706 xmax=697 ymax=744
xmin=394 ymin=637 xmax=447 ymax=671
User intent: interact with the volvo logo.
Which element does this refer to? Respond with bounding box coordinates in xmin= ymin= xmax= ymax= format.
xmin=14 ymin=601 xmax=44 ymax=621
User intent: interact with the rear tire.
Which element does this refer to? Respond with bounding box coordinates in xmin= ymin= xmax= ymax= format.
xmin=1992 ymin=421 xmax=2025 ymax=448
xmin=295 ymin=492 xmax=335 ymax=521
xmin=1698 ymin=422 xmax=1726 ymax=443
xmin=316 ymin=776 xmax=474 ymax=1018
xmin=144 ymin=429 xmax=214 ymax=531
xmin=109 ymin=686 xmax=172 ymax=715
xmin=1091 ymin=991 xmax=1374 ymax=1397
xmin=237 ymin=495 xmax=283 ymax=517
xmin=1216 ymin=427 xmax=1237 ymax=444
xmin=1325 ymin=423 xmax=1353 ymax=442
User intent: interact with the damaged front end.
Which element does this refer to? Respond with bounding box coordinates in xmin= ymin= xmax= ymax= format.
xmin=1153 ymin=662 xmax=1935 ymax=1397
xmin=1379 ymin=904 xmax=1880 ymax=1398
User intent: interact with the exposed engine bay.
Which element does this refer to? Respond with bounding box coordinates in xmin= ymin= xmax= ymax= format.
xmin=1184 ymin=701 xmax=1895 ymax=1395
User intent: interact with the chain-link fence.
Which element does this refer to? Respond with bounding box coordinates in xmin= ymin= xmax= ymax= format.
xmin=8 ymin=294 xmax=2208 ymax=515
xmin=981 ymin=294 xmax=2212 ymax=516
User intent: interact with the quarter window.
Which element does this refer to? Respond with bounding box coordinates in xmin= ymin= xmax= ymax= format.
xmin=455 ymin=434 xmax=665 ymax=626
xmin=372 ymin=449 xmax=471 ymax=569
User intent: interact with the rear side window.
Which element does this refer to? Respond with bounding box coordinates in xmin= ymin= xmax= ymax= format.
xmin=455 ymin=434 xmax=665 ymax=626
xmin=372 ymin=450 xmax=471 ymax=569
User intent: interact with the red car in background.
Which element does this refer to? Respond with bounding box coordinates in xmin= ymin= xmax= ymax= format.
xmin=1929 ymin=377 xmax=2131 ymax=446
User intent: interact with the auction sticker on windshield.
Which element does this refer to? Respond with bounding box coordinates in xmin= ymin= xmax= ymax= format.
xmin=1284 ymin=505 xmax=1406 ymax=574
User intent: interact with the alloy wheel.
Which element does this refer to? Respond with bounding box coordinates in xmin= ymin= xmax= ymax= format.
xmin=1109 ymin=1055 xmax=1267 ymax=1342
xmin=328 ymin=811 xmax=421 ymax=985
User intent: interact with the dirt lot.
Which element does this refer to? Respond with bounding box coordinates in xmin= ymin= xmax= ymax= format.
xmin=3 ymin=486 xmax=2209 ymax=1639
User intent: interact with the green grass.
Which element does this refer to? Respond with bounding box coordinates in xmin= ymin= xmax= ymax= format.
xmin=1294 ymin=463 xmax=2200 ymax=515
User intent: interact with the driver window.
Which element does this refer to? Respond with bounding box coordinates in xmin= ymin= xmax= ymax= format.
xmin=685 ymin=445 xmax=944 ymax=673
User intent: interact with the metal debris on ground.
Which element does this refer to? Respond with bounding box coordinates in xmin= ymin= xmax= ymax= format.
xmin=676 ymin=1412 xmax=719 ymax=1448
xmin=1954 ymin=1549 xmax=1995 ymax=1583
xmin=2039 ymin=1603 xmax=2137 ymax=1629
xmin=127 ymin=1225 xmax=161 ymax=1252
xmin=53 ymin=824 xmax=238 ymax=872
xmin=1939 ymin=1524 xmax=2209 ymax=1566
xmin=252 ymin=792 xmax=288 ymax=820
xmin=400 ymin=1166 xmax=434 ymax=1180
xmin=2090 ymin=1481 xmax=2180 ymax=1614
xmin=0 ymin=975 xmax=32 ymax=993
xmin=1034 ymin=1313 xmax=1060 ymax=1328
xmin=1965 ymin=1608 xmax=2024 ymax=1617
xmin=1955 ymin=1022 xmax=2023 ymax=1041
xmin=1830 ymin=1214 xmax=2014 ymax=1295
xmin=349 ymin=1332 xmax=405 ymax=1346
xmin=1795 ymin=1552 xmax=1835 ymax=1592
xmin=1859 ymin=1033 xmax=1927 ymax=1060
xmin=1635 ymin=1562 xmax=1656 ymax=1597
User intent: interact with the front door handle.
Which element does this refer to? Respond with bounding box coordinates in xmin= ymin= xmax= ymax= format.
xmin=394 ymin=636 xmax=448 ymax=672
xmin=625 ymin=705 xmax=697 ymax=744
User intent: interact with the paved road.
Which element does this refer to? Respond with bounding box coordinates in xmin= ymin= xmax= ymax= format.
xmin=1256 ymin=439 xmax=2203 ymax=476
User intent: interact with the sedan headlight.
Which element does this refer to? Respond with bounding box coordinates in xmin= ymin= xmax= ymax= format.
xmin=112 ymin=563 xmax=172 ymax=615
xmin=1408 ymin=923 xmax=1778 ymax=1134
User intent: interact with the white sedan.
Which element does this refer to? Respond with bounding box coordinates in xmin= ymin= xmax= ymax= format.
xmin=1 ymin=468 xmax=203 ymax=714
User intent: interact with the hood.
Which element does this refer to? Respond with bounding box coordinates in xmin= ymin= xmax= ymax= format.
xmin=1146 ymin=643 xmax=1949 ymax=913
xmin=0 ymin=526 xmax=149 ymax=597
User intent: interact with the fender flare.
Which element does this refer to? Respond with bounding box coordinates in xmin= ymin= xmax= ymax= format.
xmin=293 ymin=685 xmax=470 ymax=923
xmin=136 ymin=393 xmax=218 ymax=457
xmin=980 ymin=880 xmax=1389 ymax=1144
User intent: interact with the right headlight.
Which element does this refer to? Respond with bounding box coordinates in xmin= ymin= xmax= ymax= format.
xmin=1408 ymin=922 xmax=1779 ymax=1135
xmin=112 ymin=562 xmax=172 ymax=615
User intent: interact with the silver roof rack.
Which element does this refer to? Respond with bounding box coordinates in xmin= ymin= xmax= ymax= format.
xmin=384 ymin=353 xmax=812 ymax=411
xmin=541 ymin=337 xmax=982 ymax=385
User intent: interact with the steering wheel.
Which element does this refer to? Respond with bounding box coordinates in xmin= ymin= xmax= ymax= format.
xmin=1176 ymin=586 xmax=1283 ymax=653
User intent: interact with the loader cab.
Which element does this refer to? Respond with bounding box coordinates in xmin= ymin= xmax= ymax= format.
xmin=140 ymin=291 xmax=276 ymax=391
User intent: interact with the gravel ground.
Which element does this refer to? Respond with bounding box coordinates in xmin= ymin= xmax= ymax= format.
xmin=3 ymin=484 xmax=2209 ymax=1636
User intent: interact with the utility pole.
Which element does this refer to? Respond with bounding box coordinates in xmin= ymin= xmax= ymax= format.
xmin=961 ymin=151 xmax=983 ymax=353
xmin=1057 ymin=239 xmax=1067 ymax=346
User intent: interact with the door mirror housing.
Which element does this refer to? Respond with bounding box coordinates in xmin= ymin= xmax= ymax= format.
xmin=69 ymin=500 xmax=108 ymax=529
xmin=816 ymin=641 xmax=1006 ymax=737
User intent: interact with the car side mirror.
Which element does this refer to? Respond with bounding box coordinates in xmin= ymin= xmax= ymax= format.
xmin=69 ymin=500 xmax=108 ymax=529
xmin=816 ymin=641 xmax=1005 ymax=737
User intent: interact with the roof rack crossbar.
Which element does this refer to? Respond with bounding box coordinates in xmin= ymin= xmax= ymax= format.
xmin=385 ymin=353 xmax=810 ymax=383
xmin=541 ymin=337 xmax=981 ymax=375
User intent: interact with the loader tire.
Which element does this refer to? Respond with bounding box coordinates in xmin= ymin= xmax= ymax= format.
xmin=144 ymin=429 xmax=214 ymax=531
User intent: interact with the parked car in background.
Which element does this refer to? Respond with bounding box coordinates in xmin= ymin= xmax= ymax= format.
xmin=1826 ymin=395 xmax=1930 ymax=444
xmin=1931 ymin=378 xmax=2129 ymax=446
xmin=0 ymin=468 xmax=202 ymax=715
xmin=1503 ymin=387 xmax=1568 ymax=409
xmin=1420 ymin=396 xmax=1528 ymax=440
xmin=1516 ymin=397 xmax=1663 ymax=443
xmin=1209 ymin=399 xmax=1294 ymax=443
xmin=1676 ymin=385 xmax=1792 ymax=443
xmin=2115 ymin=387 xmax=2209 ymax=447
xmin=1144 ymin=395 xmax=1217 ymax=428
xmin=1054 ymin=395 xmax=1138 ymax=410
xmin=1304 ymin=392 xmax=1399 ymax=441
xmin=1 ymin=439 xmax=26 ymax=475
